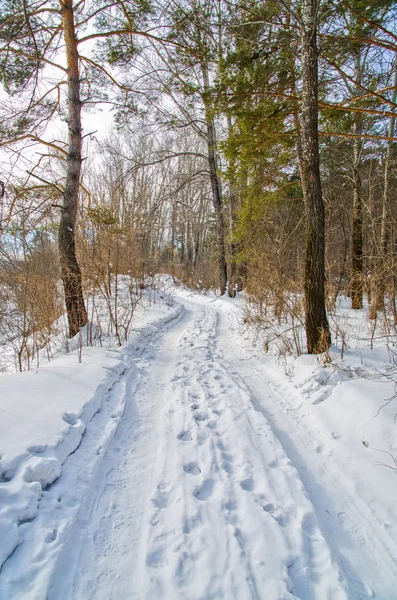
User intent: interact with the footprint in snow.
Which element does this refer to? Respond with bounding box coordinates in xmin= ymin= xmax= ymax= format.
xmin=45 ymin=528 xmax=58 ymax=543
xmin=222 ymin=461 xmax=233 ymax=475
xmin=150 ymin=514 xmax=160 ymax=527
xmin=194 ymin=412 xmax=208 ymax=422
xmin=146 ymin=547 xmax=166 ymax=569
xmin=194 ymin=479 xmax=214 ymax=501
xmin=177 ymin=431 xmax=193 ymax=442
xmin=183 ymin=462 xmax=201 ymax=476
xmin=225 ymin=500 xmax=237 ymax=512
xmin=260 ymin=501 xmax=289 ymax=527
xmin=221 ymin=450 xmax=233 ymax=462
xmin=105 ymin=468 xmax=117 ymax=484
xmin=62 ymin=412 xmax=78 ymax=426
xmin=240 ymin=477 xmax=255 ymax=492
xmin=152 ymin=487 xmax=170 ymax=509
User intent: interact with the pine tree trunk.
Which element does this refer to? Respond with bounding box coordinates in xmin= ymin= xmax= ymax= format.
xmin=373 ymin=61 xmax=397 ymax=314
xmin=227 ymin=182 xmax=238 ymax=298
xmin=59 ymin=0 xmax=87 ymax=338
xmin=207 ymin=120 xmax=227 ymax=295
xmin=202 ymin=62 xmax=227 ymax=295
xmin=300 ymin=0 xmax=331 ymax=353
xmin=227 ymin=117 xmax=238 ymax=298
xmin=351 ymin=143 xmax=363 ymax=309
xmin=351 ymin=53 xmax=364 ymax=310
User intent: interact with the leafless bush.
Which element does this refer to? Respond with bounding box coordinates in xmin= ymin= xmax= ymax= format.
xmin=0 ymin=236 xmax=62 ymax=372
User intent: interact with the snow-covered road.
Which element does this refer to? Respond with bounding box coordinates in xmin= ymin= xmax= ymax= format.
xmin=46 ymin=293 xmax=396 ymax=600
xmin=2 ymin=290 xmax=397 ymax=599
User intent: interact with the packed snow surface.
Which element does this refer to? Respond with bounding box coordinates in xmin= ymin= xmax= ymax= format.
xmin=1 ymin=285 xmax=397 ymax=599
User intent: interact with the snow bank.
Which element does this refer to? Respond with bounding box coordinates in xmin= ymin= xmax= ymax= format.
xmin=288 ymin=354 xmax=397 ymax=523
xmin=0 ymin=299 xmax=183 ymax=573
xmin=288 ymin=352 xmax=397 ymax=456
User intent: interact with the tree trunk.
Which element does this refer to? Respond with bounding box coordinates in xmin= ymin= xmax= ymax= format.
xmin=193 ymin=229 xmax=200 ymax=267
xmin=227 ymin=117 xmax=238 ymax=298
xmin=351 ymin=52 xmax=364 ymax=310
xmin=227 ymin=183 xmax=238 ymax=298
xmin=187 ymin=220 xmax=193 ymax=264
xmin=373 ymin=60 xmax=397 ymax=314
xmin=392 ymin=223 xmax=397 ymax=325
xmin=171 ymin=200 xmax=177 ymax=256
xmin=300 ymin=0 xmax=331 ymax=354
xmin=59 ymin=0 xmax=87 ymax=338
xmin=202 ymin=62 xmax=228 ymax=295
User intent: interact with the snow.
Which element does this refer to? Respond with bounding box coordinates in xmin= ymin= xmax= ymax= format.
xmin=0 ymin=296 xmax=182 ymax=588
xmin=1 ymin=282 xmax=397 ymax=599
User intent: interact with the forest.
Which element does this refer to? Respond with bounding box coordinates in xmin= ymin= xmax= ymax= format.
xmin=2 ymin=2 xmax=397 ymax=598
xmin=0 ymin=0 xmax=397 ymax=369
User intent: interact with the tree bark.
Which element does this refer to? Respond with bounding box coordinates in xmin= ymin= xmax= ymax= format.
xmin=351 ymin=52 xmax=364 ymax=310
xmin=373 ymin=60 xmax=397 ymax=314
xmin=59 ymin=0 xmax=87 ymax=337
xmin=300 ymin=0 xmax=331 ymax=353
xmin=227 ymin=181 xmax=238 ymax=298
xmin=226 ymin=118 xmax=238 ymax=297
xmin=202 ymin=62 xmax=228 ymax=295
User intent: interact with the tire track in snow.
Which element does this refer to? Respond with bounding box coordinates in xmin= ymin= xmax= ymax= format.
xmin=217 ymin=300 xmax=396 ymax=600
xmin=46 ymin=306 xmax=187 ymax=600
xmin=141 ymin=303 xmax=348 ymax=600
xmin=49 ymin=297 xmax=349 ymax=600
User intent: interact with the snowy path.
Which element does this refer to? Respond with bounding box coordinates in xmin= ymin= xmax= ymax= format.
xmin=40 ymin=294 xmax=397 ymax=599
